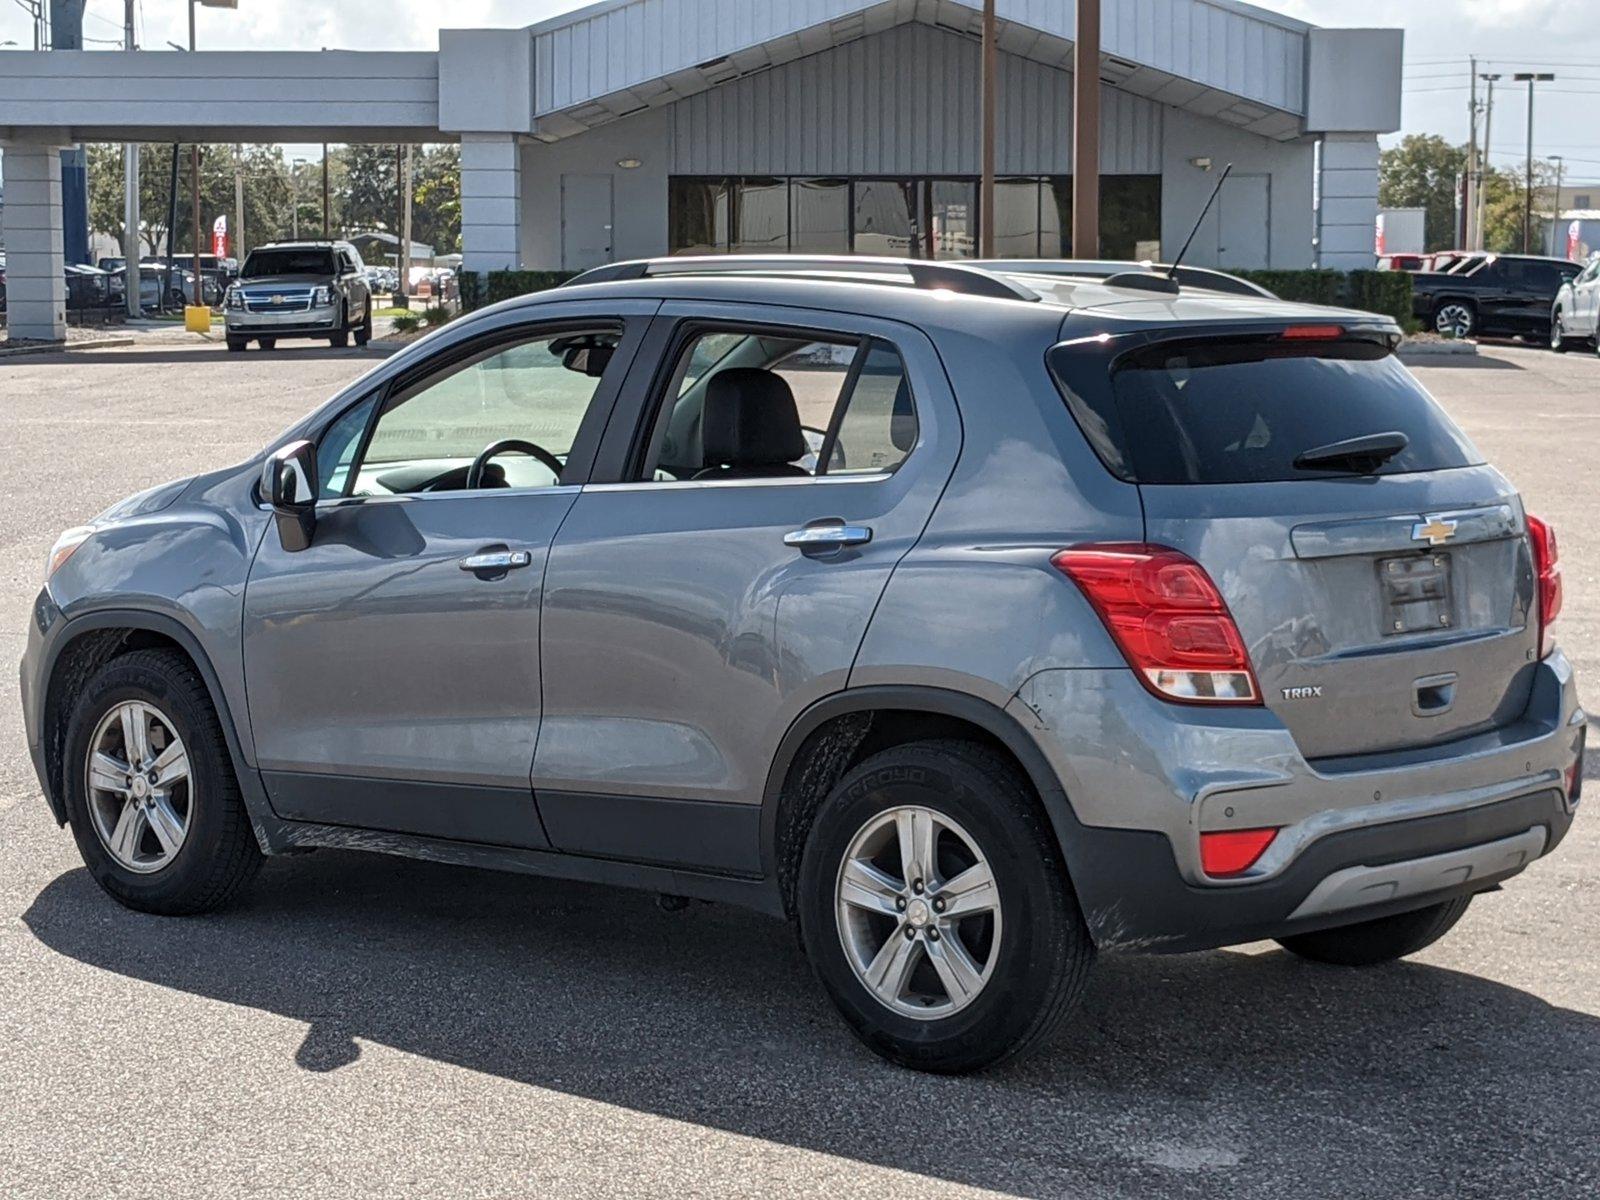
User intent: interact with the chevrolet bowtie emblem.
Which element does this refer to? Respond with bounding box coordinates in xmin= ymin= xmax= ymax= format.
xmin=1413 ymin=517 xmax=1458 ymax=545
xmin=271 ymin=295 xmax=284 ymax=305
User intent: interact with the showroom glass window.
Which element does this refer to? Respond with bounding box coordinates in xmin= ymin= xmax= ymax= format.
xmin=666 ymin=175 xmax=1161 ymax=259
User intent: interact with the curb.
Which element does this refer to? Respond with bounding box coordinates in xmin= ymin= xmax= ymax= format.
xmin=1398 ymin=338 xmax=1478 ymax=357
xmin=0 ymin=336 xmax=139 ymax=358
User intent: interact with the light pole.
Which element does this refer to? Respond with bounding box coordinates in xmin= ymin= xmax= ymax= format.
xmin=1549 ymin=155 xmax=1565 ymax=257
xmin=1513 ymin=72 xmax=1554 ymax=254
xmin=292 ymin=158 xmax=307 ymax=239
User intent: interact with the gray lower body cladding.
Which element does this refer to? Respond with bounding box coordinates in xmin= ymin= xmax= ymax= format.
xmin=1069 ymin=787 xmax=1571 ymax=953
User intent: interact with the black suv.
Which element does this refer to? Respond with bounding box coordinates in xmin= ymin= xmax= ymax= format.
xmin=1412 ymin=253 xmax=1581 ymax=340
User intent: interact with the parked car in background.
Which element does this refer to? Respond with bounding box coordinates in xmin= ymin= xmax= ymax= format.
xmin=223 ymin=240 xmax=372 ymax=351
xmin=1550 ymin=256 xmax=1600 ymax=353
xmin=22 ymin=255 xmax=1582 ymax=1074
xmin=1376 ymin=253 xmax=1426 ymax=272
xmin=63 ymin=264 xmax=114 ymax=310
xmin=1411 ymin=253 xmax=1582 ymax=339
xmin=968 ymin=258 xmax=1276 ymax=298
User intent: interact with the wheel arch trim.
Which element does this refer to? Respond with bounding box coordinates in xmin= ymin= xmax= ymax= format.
xmin=38 ymin=607 xmax=280 ymax=850
xmin=757 ymin=685 xmax=1086 ymax=890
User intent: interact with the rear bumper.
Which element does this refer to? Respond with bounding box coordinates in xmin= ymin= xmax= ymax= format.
xmin=1009 ymin=651 xmax=1584 ymax=952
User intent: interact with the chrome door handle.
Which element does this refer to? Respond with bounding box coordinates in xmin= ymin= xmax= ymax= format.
xmin=784 ymin=521 xmax=873 ymax=550
xmin=459 ymin=549 xmax=532 ymax=572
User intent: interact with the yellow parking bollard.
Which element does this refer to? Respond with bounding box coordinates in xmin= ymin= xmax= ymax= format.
xmin=184 ymin=306 xmax=212 ymax=333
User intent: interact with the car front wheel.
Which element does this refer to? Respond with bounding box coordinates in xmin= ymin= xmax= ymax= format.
xmin=1550 ymin=310 xmax=1570 ymax=352
xmin=798 ymin=740 xmax=1093 ymax=1073
xmin=1433 ymin=301 xmax=1476 ymax=339
xmin=61 ymin=649 xmax=262 ymax=915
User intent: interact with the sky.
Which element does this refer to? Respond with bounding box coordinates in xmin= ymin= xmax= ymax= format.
xmin=2 ymin=0 xmax=1598 ymax=183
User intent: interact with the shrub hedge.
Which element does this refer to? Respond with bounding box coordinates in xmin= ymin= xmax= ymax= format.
xmin=1236 ymin=268 xmax=1416 ymax=331
xmin=457 ymin=269 xmax=581 ymax=311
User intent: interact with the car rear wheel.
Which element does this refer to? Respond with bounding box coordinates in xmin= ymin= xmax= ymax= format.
xmin=797 ymin=740 xmax=1093 ymax=1073
xmin=1433 ymin=301 xmax=1476 ymax=339
xmin=225 ymin=337 xmax=246 ymax=353
xmin=258 ymin=337 xmax=277 ymax=350
xmin=61 ymin=649 xmax=262 ymax=915
xmin=1275 ymin=896 xmax=1472 ymax=966
xmin=354 ymin=300 xmax=372 ymax=346
xmin=1550 ymin=311 xmax=1570 ymax=352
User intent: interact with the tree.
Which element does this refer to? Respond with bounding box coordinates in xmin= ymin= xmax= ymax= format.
xmin=412 ymin=144 xmax=462 ymax=255
xmin=338 ymin=143 xmax=402 ymax=235
xmin=1379 ymin=134 xmax=1467 ymax=252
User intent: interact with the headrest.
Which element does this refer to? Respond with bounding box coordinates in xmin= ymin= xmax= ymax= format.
xmin=702 ymin=368 xmax=807 ymax=469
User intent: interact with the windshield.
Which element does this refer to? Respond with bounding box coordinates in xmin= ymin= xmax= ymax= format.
xmin=1050 ymin=337 xmax=1483 ymax=484
xmin=243 ymin=248 xmax=336 ymax=277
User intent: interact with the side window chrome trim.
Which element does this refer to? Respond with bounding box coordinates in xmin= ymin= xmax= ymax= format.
xmin=252 ymin=484 xmax=585 ymax=514
xmin=581 ymin=473 xmax=892 ymax=494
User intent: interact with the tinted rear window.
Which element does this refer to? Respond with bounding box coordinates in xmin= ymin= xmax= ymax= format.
xmin=243 ymin=248 xmax=336 ymax=276
xmin=1050 ymin=338 xmax=1483 ymax=484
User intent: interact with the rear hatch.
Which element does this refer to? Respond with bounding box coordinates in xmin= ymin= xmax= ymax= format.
xmin=1050 ymin=324 xmax=1538 ymax=760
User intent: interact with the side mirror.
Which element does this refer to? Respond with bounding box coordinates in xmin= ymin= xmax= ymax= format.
xmin=262 ymin=439 xmax=319 ymax=552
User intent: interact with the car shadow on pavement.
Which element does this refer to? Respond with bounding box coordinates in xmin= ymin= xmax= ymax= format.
xmin=23 ymin=852 xmax=1600 ymax=1197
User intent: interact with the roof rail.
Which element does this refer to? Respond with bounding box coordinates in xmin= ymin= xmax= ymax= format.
xmin=562 ymin=256 xmax=1039 ymax=302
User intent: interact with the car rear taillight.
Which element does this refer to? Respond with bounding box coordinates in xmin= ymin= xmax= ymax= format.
xmin=1052 ymin=544 xmax=1261 ymax=705
xmin=1200 ymin=828 xmax=1278 ymax=877
xmin=1527 ymin=514 xmax=1561 ymax=658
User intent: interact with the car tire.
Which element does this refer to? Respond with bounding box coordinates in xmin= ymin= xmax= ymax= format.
xmin=1275 ymin=896 xmax=1472 ymax=967
xmin=797 ymin=740 xmax=1094 ymax=1073
xmin=258 ymin=337 xmax=277 ymax=350
xmin=225 ymin=338 xmax=247 ymax=353
xmin=1550 ymin=311 xmax=1570 ymax=352
xmin=61 ymin=649 xmax=263 ymax=916
xmin=1433 ymin=300 xmax=1476 ymax=339
xmin=354 ymin=301 xmax=372 ymax=346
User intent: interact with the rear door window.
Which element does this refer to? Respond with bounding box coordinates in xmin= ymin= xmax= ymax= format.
xmin=1050 ymin=338 xmax=1483 ymax=484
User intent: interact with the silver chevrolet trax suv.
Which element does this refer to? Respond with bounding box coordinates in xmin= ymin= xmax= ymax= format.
xmin=21 ymin=257 xmax=1584 ymax=1073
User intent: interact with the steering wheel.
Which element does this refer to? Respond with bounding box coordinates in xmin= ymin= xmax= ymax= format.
xmin=466 ymin=439 xmax=564 ymax=489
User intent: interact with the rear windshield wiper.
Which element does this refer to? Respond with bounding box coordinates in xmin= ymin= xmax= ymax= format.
xmin=1293 ymin=431 xmax=1410 ymax=474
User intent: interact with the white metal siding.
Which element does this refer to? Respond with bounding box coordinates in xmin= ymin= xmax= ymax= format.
xmin=670 ymin=23 xmax=1160 ymax=176
xmin=535 ymin=0 xmax=1305 ymax=117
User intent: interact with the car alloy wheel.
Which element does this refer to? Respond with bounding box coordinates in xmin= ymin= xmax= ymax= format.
xmin=1434 ymin=303 xmax=1474 ymax=339
xmin=1551 ymin=314 xmax=1568 ymax=352
xmin=84 ymin=699 xmax=193 ymax=874
xmin=834 ymin=804 xmax=1002 ymax=1019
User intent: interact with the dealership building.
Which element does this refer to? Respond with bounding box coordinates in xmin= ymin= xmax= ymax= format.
xmin=0 ymin=0 xmax=1402 ymax=340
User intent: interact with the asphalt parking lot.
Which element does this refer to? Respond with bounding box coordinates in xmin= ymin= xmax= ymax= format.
xmin=0 ymin=338 xmax=1595 ymax=1198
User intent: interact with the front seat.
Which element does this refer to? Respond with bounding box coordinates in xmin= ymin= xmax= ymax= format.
xmin=694 ymin=368 xmax=810 ymax=480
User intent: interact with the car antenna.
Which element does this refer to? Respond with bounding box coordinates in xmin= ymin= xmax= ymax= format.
xmin=1168 ymin=162 xmax=1234 ymax=282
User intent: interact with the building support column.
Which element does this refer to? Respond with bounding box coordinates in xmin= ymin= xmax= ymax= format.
xmin=1316 ymin=133 xmax=1380 ymax=270
xmin=2 ymin=140 xmax=70 ymax=342
xmin=460 ymin=134 xmax=523 ymax=276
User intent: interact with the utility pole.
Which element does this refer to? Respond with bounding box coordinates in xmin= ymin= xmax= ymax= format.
xmin=122 ymin=0 xmax=141 ymax=317
xmin=402 ymin=145 xmax=415 ymax=298
xmin=1476 ymin=73 xmax=1499 ymax=252
xmin=188 ymin=12 xmax=204 ymax=307
xmin=395 ymin=145 xmax=405 ymax=297
xmin=322 ymin=143 xmax=331 ymax=238
xmin=1072 ymin=0 xmax=1101 ymax=257
xmin=978 ymin=0 xmax=996 ymax=257
xmin=1514 ymin=72 xmax=1554 ymax=254
xmin=1465 ymin=57 xmax=1478 ymax=250
xmin=234 ymin=145 xmax=245 ymax=262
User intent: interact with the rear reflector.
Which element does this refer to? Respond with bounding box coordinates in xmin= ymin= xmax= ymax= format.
xmin=1527 ymin=514 xmax=1562 ymax=658
xmin=1052 ymin=544 xmax=1261 ymax=705
xmin=1279 ymin=324 xmax=1345 ymax=340
xmin=1200 ymin=828 xmax=1279 ymax=877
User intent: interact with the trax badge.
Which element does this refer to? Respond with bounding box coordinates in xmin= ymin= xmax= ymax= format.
xmin=1281 ymin=686 xmax=1323 ymax=700
xmin=1413 ymin=517 xmax=1458 ymax=545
